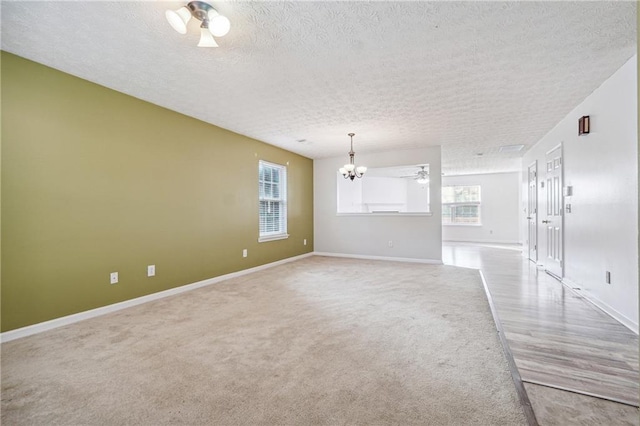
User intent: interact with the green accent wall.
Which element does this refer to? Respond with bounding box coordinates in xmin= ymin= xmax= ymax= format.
xmin=1 ymin=52 xmax=314 ymax=332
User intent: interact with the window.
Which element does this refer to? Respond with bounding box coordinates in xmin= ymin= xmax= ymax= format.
xmin=258 ymin=161 xmax=288 ymax=242
xmin=442 ymin=185 xmax=481 ymax=225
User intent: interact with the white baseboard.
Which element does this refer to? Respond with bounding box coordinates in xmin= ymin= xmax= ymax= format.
xmin=562 ymin=278 xmax=639 ymax=335
xmin=1 ymin=252 xmax=314 ymax=343
xmin=313 ymin=251 xmax=442 ymax=265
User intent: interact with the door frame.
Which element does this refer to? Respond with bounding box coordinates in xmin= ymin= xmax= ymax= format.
xmin=527 ymin=161 xmax=538 ymax=262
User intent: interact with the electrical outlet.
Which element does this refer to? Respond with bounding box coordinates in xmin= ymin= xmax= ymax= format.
xmin=147 ymin=265 xmax=155 ymax=277
xmin=243 ymin=249 xmax=248 ymax=258
xmin=388 ymin=240 xmax=393 ymax=248
xmin=110 ymin=272 xmax=118 ymax=284
xmin=303 ymin=239 xmax=307 ymax=246
xmin=606 ymin=271 xmax=611 ymax=284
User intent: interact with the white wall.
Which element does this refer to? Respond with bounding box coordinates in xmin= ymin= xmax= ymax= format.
xmin=337 ymin=175 xmax=363 ymax=213
xmin=442 ymin=172 xmax=521 ymax=244
xmin=406 ymin=179 xmax=430 ymax=213
xmin=315 ymin=146 xmax=442 ymax=262
xmin=362 ymin=177 xmax=407 ymax=212
xmin=522 ymin=55 xmax=638 ymax=331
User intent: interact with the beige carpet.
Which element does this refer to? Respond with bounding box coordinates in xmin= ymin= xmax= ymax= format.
xmin=2 ymin=256 xmax=526 ymax=425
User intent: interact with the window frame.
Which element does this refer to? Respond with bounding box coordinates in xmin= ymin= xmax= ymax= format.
xmin=441 ymin=185 xmax=482 ymax=226
xmin=258 ymin=160 xmax=289 ymax=242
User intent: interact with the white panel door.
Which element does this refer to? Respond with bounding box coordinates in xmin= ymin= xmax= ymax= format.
xmin=527 ymin=162 xmax=537 ymax=262
xmin=544 ymin=146 xmax=563 ymax=279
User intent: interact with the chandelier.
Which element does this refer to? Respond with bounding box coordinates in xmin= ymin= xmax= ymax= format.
xmin=165 ymin=1 xmax=231 ymax=47
xmin=339 ymin=133 xmax=367 ymax=180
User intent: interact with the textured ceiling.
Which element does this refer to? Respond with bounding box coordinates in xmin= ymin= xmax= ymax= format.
xmin=1 ymin=1 xmax=636 ymax=175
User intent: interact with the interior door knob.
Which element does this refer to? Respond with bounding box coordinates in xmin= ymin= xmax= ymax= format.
xmin=526 ymin=216 xmax=533 ymax=220
xmin=542 ymin=220 xmax=551 ymax=224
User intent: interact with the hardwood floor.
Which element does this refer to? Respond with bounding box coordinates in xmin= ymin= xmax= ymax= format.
xmin=442 ymin=242 xmax=639 ymax=424
xmin=525 ymin=383 xmax=639 ymax=426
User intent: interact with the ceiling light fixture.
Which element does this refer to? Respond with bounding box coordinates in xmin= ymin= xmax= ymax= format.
xmin=165 ymin=1 xmax=230 ymax=47
xmin=400 ymin=165 xmax=429 ymax=184
xmin=339 ymin=133 xmax=367 ymax=180
xmin=416 ymin=166 xmax=429 ymax=184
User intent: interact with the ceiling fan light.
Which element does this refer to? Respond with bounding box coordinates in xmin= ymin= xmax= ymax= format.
xmin=416 ymin=177 xmax=429 ymax=184
xmin=165 ymin=6 xmax=191 ymax=34
xmin=198 ymin=27 xmax=219 ymax=47
xmin=208 ymin=13 xmax=231 ymax=37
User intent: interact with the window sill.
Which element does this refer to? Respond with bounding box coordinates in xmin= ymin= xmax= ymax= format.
xmin=258 ymin=233 xmax=290 ymax=243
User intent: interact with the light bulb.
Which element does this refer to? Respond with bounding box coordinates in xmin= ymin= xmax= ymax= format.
xmin=356 ymin=166 xmax=367 ymax=174
xmin=339 ymin=168 xmax=347 ymax=175
xmin=417 ymin=178 xmax=429 ymax=184
xmin=344 ymin=164 xmax=355 ymax=172
xmin=208 ymin=13 xmax=231 ymax=37
xmin=198 ymin=27 xmax=219 ymax=47
xmin=165 ymin=6 xmax=191 ymax=34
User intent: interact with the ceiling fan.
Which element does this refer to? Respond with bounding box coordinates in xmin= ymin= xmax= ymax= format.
xmin=400 ymin=165 xmax=430 ymax=184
